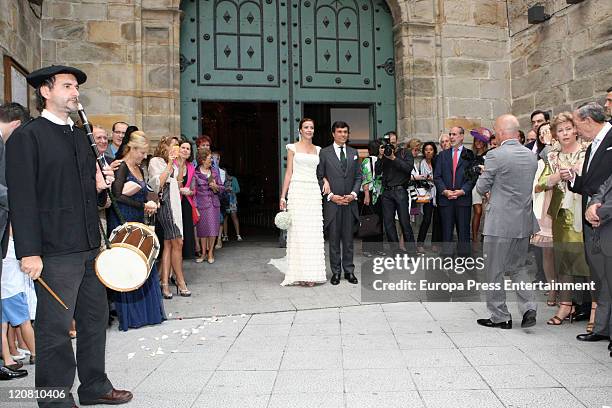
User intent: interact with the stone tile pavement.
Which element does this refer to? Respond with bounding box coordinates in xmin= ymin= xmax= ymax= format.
xmin=1 ymin=239 xmax=611 ymax=407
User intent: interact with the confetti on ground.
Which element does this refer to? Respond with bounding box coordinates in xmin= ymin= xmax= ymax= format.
xmin=127 ymin=353 xmax=135 ymax=360
xmin=172 ymin=330 xmax=180 ymax=334
xmin=181 ymin=336 xmax=187 ymax=339
xmin=149 ymin=352 xmax=156 ymax=357
xmin=161 ymin=335 xmax=168 ymax=340
xmin=171 ymin=350 xmax=179 ymax=353
xmin=154 ymin=337 xmax=159 ymax=341
xmin=155 ymin=347 xmax=164 ymax=355
xmin=191 ymin=328 xmax=200 ymax=334
xmin=233 ymin=320 xmax=237 ymax=323
xmin=138 ymin=338 xmax=145 ymax=341
xmin=241 ymin=314 xmax=247 ymax=317
xmin=200 ymin=337 xmax=206 ymax=341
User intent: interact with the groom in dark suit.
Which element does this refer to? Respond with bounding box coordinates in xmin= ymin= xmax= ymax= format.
xmin=317 ymin=121 xmax=362 ymax=285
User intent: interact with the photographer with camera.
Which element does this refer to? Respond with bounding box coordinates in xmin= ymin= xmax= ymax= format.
xmin=375 ymin=131 xmax=417 ymax=253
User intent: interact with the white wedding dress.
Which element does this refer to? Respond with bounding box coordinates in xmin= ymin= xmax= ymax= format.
xmin=269 ymin=144 xmax=327 ymax=285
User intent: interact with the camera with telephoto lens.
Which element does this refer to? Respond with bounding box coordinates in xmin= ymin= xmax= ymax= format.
xmin=381 ymin=134 xmax=395 ymax=156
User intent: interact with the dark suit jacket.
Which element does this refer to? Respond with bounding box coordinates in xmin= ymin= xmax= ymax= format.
xmin=569 ymin=126 xmax=612 ymax=224
xmin=434 ymin=146 xmax=475 ymax=207
xmin=316 ymin=144 xmax=362 ymax=229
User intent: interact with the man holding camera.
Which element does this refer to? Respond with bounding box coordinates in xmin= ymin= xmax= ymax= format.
xmin=375 ymin=131 xmax=416 ymax=253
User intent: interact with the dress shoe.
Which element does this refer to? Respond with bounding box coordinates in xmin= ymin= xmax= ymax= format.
xmin=330 ymin=274 xmax=340 ymax=285
xmin=4 ymin=362 xmax=23 ymax=370
xmin=608 ymin=341 xmax=612 ymax=351
xmin=576 ymin=332 xmax=609 ymax=342
xmin=521 ymin=309 xmax=537 ymax=328
xmin=80 ymin=388 xmax=133 ymax=405
xmin=477 ymin=318 xmax=512 ymax=329
xmin=344 ymin=273 xmax=358 ymax=284
xmin=0 ymin=365 xmax=28 ymax=380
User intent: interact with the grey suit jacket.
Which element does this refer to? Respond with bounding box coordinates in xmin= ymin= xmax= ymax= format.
xmin=316 ymin=144 xmax=362 ymax=229
xmin=591 ymin=172 xmax=612 ymax=256
xmin=476 ymin=139 xmax=540 ymax=238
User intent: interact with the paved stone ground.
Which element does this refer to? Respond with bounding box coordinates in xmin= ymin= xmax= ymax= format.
xmin=1 ymin=238 xmax=611 ymax=407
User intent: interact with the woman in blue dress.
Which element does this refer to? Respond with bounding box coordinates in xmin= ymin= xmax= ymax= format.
xmin=107 ymin=131 xmax=165 ymax=331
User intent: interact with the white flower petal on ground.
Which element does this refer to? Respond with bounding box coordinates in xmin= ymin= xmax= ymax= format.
xmin=127 ymin=353 xmax=135 ymax=360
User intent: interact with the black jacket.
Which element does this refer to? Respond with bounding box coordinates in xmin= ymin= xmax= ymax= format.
xmin=569 ymin=126 xmax=612 ymax=224
xmin=6 ymin=117 xmax=101 ymax=258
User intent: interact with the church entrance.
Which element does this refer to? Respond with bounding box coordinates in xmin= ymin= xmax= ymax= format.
xmin=200 ymin=101 xmax=279 ymax=234
xmin=180 ymin=0 xmax=396 ymax=230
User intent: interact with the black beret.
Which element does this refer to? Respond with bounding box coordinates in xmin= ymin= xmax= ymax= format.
xmin=26 ymin=65 xmax=87 ymax=88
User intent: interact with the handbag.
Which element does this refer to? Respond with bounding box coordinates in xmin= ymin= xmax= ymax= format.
xmin=357 ymin=205 xmax=382 ymax=239
xmin=416 ymin=185 xmax=432 ymax=203
xmin=192 ymin=205 xmax=200 ymax=225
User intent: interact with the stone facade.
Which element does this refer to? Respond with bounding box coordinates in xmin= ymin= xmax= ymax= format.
xmin=508 ymin=0 xmax=612 ymax=130
xmin=0 ymin=0 xmax=41 ymax=112
xmin=40 ymin=0 xmax=181 ymax=141
xmin=2 ymin=0 xmax=610 ymax=145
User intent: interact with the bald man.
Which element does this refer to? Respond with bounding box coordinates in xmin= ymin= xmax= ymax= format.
xmin=475 ymin=114 xmax=540 ymax=329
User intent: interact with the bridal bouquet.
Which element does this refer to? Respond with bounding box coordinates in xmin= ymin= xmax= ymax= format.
xmin=274 ymin=210 xmax=291 ymax=230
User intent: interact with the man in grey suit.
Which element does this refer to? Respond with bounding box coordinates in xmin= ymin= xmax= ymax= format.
xmin=585 ymin=175 xmax=612 ymax=356
xmin=475 ymin=114 xmax=539 ymax=329
xmin=317 ymin=121 xmax=362 ymax=285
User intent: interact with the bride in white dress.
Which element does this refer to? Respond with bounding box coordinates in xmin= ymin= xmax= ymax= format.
xmin=270 ymin=118 xmax=327 ymax=286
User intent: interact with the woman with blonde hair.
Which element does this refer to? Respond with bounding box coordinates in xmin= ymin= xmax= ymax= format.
xmin=149 ymin=136 xmax=190 ymax=298
xmin=107 ymin=131 xmax=165 ymax=330
xmin=541 ymin=113 xmax=593 ymax=328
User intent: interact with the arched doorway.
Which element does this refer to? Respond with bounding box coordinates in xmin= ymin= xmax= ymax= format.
xmin=180 ymin=0 xmax=396 ymax=233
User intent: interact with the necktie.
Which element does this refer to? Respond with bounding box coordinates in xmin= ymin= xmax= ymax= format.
xmin=452 ymin=147 xmax=459 ymax=187
xmin=340 ymin=146 xmax=347 ymax=172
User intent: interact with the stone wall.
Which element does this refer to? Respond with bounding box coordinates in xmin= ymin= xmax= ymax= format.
xmin=508 ymin=0 xmax=612 ymax=130
xmin=0 ymin=0 xmax=41 ymax=111
xmin=40 ymin=0 xmax=181 ymax=142
xmin=392 ymin=0 xmax=510 ymax=143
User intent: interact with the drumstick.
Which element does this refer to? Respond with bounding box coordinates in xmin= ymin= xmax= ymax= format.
xmin=37 ymin=278 xmax=69 ymax=310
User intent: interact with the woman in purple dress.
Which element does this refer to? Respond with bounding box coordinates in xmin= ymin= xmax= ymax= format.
xmin=195 ymin=149 xmax=224 ymax=263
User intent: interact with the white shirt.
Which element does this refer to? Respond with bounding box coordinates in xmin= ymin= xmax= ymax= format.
xmin=1 ymin=238 xmax=25 ymax=299
xmin=587 ymin=122 xmax=612 ymax=171
xmin=41 ymin=109 xmax=74 ymax=130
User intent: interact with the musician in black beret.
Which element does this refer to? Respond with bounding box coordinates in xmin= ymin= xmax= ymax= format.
xmin=5 ymin=65 xmax=133 ymax=407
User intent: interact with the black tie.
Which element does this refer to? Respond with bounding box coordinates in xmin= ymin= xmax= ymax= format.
xmin=340 ymin=146 xmax=347 ymax=172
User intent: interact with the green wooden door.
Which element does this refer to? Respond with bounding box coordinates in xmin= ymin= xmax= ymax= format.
xmin=180 ymin=0 xmax=395 ymax=170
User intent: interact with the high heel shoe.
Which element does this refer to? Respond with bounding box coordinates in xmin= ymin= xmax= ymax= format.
xmin=161 ymin=283 xmax=173 ymax=299
xmin=547 ymin=302 xmax=574 ymax=325
xmin=176 ymin=282 xmax=191 ymax=297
